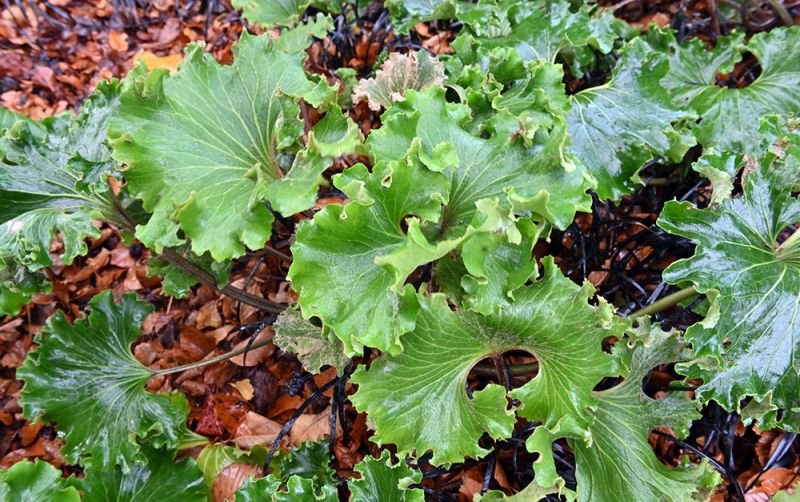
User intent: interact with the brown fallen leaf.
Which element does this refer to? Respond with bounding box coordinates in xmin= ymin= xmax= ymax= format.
xmin=289 ymin=408 xmax=334 ymax=446
xmin=134 ymin=50 xmax=184 ymax=74
xmin=232 ymin=379 xmax=255 ymax=401
xmin=212 ymin=463 xmax=260 ymax=502
xmin=109 ymin=31 xmax=129 ymax=52
xmin=233 ymin=411 xmax=282 ymax=449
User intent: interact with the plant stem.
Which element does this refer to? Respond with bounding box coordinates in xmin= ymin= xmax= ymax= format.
xmin=766 ymin=0 xmax=795 ymax=25
xmin=261 ymin=245 xmax=293 ymax=263
xmin=106 ymin=192 xmax=285 ymax=314
xmin=160 ymin=248 xmax=285 ymax=314
xmin=149 ymin=336 xmax=274 ymax=378
xmin=473 ymin=361 xmax=538 ymax=377
xmin=629 ymin=286 xmax=698 ymax=318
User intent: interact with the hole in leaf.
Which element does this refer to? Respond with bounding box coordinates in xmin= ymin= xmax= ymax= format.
xmin=714 ymin=52 xmax=762 ymax=89
xmin=467 ymin=351 xmax=539 ymax=396
xmin=592 ymin=375 xmax=624 ymax=392
xmin=649 ymin=427 xmax=692 ymax=467
xmin=776 ymin=223 xmax=798 ymax=248
xmin=552 ymin=438 xmax=578 ymax=489
xmin=444 ymin=85 xmax=461 ymax=103
xmin=642 ymin=363 xmax=688 ymax=400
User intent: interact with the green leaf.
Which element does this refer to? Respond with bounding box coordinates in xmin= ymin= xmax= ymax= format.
xmin=371 ymin=86 xmax=588 ymax=233
xmin=452 ymin=218 xmax=548 ymax=315
xmin=570 ymin=321 xmax=721 ymax=502
xmin=349 ymin=451 xmax=424 ymax=502
xmin=385 ymin=0 xmax=457 ymax=32
xmin=306 ymin=105 xmax=364 ymax=158
xmin=0 ymin=264 xmax=48 ymax=317
xmin=0 ymin=460 xmax=79 ymax=502
xmin=288 ymin=157 xmax=446 ymax=354
xmin=111 ymin=28 xmax=356 ymax=261
xmin=270 ymin=440 xmax=337 ymax=488
xmin=232 ymin=0 xmax=310 ymax=26
xmin=235 ymin=474 xmax=338 ymax=502
xmin=690 ymin=149 xmax=741 ymax=204
xmin=660 ymin=27 xmax=800 ymax=152
xmin=350 ymin=257 xmax=624 ymax=465
xmin=453 ymin=0 xmax=630 ymax=75
xmin=81 ymin=445 xmax=207 ymax=501
xmin=0 ymin=81 xmax=122 ymax=315
xmin=18 ymin=291 xmax=203 ymax=472
xmin=0 ymin=106 xmax=29 ymax=130
xmin=353 ymin=51 xmax=446 ymax=111
xmin=657 ymin=138 xmax=800 ymax=428
xmin=775 ymin=488 xmax=800 ymax=502
xmin=291 ymin=86 xmax=590 ymax=354
xmin=480 ymin=479 xmax=574 ymax=501
xmin=232 ymin=0 xmax=338 ymax=27
xmin=273 ymin=309 xmax=350 ymax=374
xmin=567 ymin=37 xmax=696 ymax=200
xmin=147 ymin=249 xmax=230 ymax=299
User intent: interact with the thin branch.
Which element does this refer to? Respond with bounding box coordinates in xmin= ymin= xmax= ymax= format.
xmin=473 ymin=361 xmax=539 ymax=377
xmin=106 ymin=192 xmax=285 ymax=314
xmin=766 ymin=0 xmax=795 ymax=25
xmin=708 ymin=0 xmax=722 ymax=37
xmin=160 ymin=247 xmax=285 ymax=314
xmin=150 ymin=335 xmax=274 ymax=378
xmin=261 ymin=245 xmax=293 ymax=263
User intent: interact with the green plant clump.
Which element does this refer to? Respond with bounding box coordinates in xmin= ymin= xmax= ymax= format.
xmin=1 ymin=0 xmax=799 ymax=500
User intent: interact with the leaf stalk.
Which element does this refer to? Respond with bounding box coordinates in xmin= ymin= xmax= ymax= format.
xmin=628 ymin=286 xmax=699 ymax=318
xmin=149 ymin=335 xmax=274 ymax=378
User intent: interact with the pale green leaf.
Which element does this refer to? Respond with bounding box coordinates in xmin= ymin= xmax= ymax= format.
xmin=370 ymin=86 xmax=589 ymax=234
xmin=350 ymin=257 xmax=623 ymax=465
xmin=288 ymin=159 xmax=446 ymax=355
xmin=570 ymin=321 xmax=721 ymax=502
xmin=480 ymin=479 xmax=574 ymax=501
xmin=18 ymin=292 xmax=203 ymax=472
xmin=775 ymin=487 xmax=800 ymax=502
xmin=290 ymin=85 xmax=590 ymax=354
xmin=353 ymin=51 xmax=446 ymax=111
xmin=111 ymin=29 xmax=356 ymax=261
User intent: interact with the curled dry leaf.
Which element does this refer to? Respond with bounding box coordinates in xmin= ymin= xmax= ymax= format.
xmin=233 ymin=411 xmax=282 ymax=450
xmin=231 ymin=379 xmax=254 ymax=401
xmin=353 ymin=50 xmax=445 ymax=111
xmin=288 ymin=407 xmax=334 ymax=446
xmin=230 ymin=329 xmax=275 ymax=367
